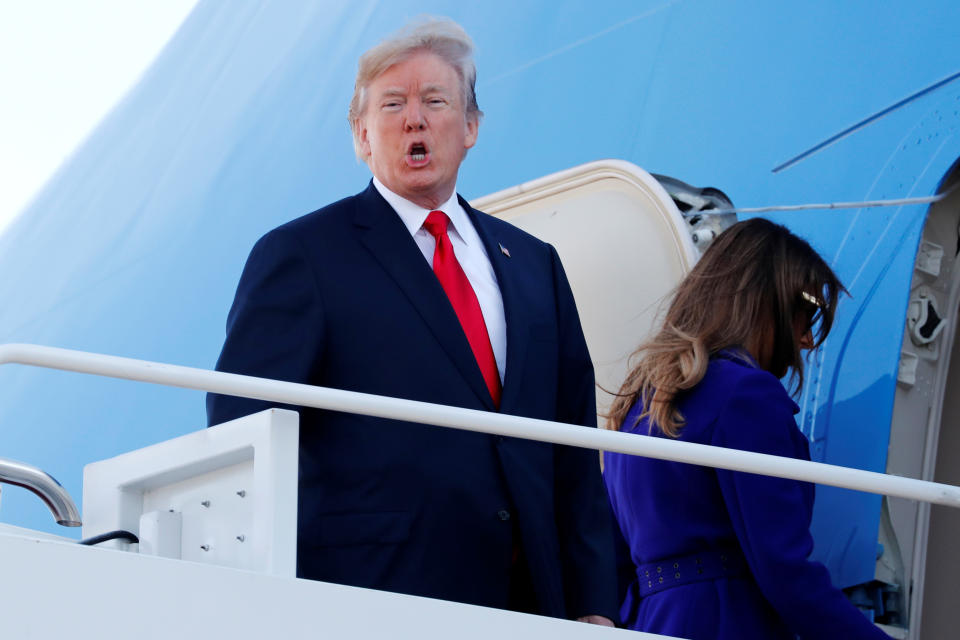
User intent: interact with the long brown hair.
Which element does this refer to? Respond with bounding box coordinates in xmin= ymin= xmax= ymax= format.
xmin=606 ymin=218 xmax=845 ymax=437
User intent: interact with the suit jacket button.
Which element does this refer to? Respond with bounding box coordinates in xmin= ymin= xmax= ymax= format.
xmin=497 ymin=509 xmax=511 ymax=521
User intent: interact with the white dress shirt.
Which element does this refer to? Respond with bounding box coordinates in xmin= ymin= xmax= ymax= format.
xmin=373 ymin=177 xmax=507 ymax=382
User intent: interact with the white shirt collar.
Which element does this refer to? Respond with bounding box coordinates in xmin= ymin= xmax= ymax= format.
xmin=372 ymin=177 xmax=472 ymax=245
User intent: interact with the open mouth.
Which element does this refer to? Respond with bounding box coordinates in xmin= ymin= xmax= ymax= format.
xmin=409 ymin=142 xmax=427 ymax=162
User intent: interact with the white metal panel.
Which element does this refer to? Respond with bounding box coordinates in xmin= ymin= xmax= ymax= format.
xmin=81 ymin=408 xmax=298 ymax=575
xmin=0 ymin=521 xmax=74 ymax=543
xmin=473 ymin=160 xmax=696 ymax=417
xmin=0 ymin=529 xmax=678 ymax=640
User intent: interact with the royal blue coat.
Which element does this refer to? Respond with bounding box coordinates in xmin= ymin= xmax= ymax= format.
xmin=603 ymin=352 xmax=891 ymax=639
xmin=207 ymin=182 xmax=618 ymax=621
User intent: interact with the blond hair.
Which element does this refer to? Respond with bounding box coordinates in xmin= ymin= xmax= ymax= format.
xmin=348 ymin=17 xmax=483 ymax=160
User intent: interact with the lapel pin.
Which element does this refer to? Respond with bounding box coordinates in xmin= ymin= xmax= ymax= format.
xmin=499 ymin=243 xmax=511 ymax=258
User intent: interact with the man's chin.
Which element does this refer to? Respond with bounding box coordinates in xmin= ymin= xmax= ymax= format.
xmin=393 ymin=177 xmax=457 ymax=206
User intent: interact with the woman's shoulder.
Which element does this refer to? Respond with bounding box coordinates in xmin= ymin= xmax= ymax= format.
xmin=677 ymin=351 xmax=800 ymax=440
xmin=694 ymin=351 xmax=805 ymax=456
xmin=703 ymin=351 xmax=797 ymax=409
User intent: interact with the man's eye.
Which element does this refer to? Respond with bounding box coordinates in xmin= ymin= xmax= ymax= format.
xmin=383 ymin=101 xmax=403 ymax=110
xmin=427 ymin=98 xmax=446 ymax=106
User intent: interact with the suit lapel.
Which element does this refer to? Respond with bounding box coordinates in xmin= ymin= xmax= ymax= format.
xmin=461 ymin=197 xmax=533 ymax=414
xmin=354 ymin=184 xmax=495 ymax=410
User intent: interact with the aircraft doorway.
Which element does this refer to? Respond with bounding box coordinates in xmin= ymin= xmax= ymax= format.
xmin=917 ymin=164 xmax=960 ymax=640
xmin=887 ymin=159 xmax=960 ymax=640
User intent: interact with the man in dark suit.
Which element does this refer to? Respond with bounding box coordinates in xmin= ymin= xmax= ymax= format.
xmin=208 ymin=18 xmax=617 ymax=625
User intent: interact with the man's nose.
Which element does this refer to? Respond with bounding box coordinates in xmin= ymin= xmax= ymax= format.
xmin=404 ymin=102 xmax=426 ymax=130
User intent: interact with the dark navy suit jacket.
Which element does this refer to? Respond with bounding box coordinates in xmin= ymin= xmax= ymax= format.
xmin=207 ymin=183 xmax=617 ymax=621
xmin=604 ymin=352 xmax=890 ymax=639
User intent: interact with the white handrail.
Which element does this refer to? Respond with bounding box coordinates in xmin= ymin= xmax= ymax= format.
xmin=2 ymin=343 xmax=959 ymax=508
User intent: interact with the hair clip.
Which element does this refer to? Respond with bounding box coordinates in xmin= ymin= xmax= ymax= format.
xmin=801 ymin=291 xmax=822 ymax=307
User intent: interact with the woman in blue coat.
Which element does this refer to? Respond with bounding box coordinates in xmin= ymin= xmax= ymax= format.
xmin=603 ymin=219 xmax=891 ymax=639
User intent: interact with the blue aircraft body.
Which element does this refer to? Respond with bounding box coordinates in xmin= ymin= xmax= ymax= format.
xmin=1 ymin=1 xmax=958 ymax=632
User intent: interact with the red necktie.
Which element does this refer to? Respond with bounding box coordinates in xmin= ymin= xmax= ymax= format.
xmin=423 ymin=210 xmax=501 ymax=408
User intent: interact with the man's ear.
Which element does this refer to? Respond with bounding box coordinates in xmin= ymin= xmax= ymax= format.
xmin=357 ymin=118 xmax=371 ymax=158
xmin=463 ymin=113 xmax=479 ymax=151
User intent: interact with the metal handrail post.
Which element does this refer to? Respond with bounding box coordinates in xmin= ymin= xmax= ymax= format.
xmin=0 ymin=456 xmax=82 ymax=526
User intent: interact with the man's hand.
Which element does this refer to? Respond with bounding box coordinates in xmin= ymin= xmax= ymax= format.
xmin=576 ymin=615 xmax=615 ymax=627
